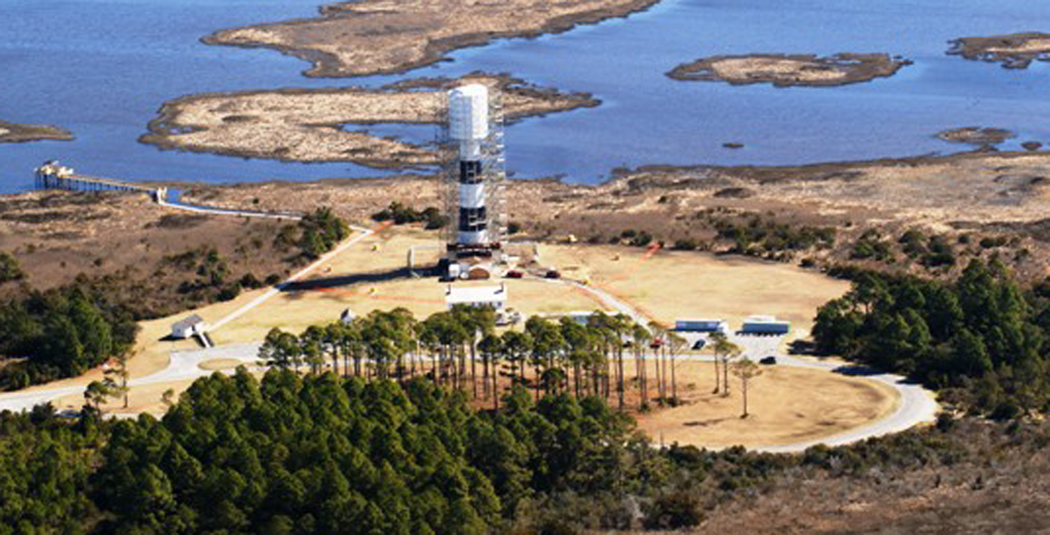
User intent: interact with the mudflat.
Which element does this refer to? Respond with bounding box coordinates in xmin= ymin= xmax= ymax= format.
xmin=667 ymin=53 xmax=909 ymax=87
xmin=0 ymin=120 xmax=72 ymax=143
xmin=204 ymin=0 xmax=662 ymax=77
xmin=141 ymin=74 xmax=599 ymax=167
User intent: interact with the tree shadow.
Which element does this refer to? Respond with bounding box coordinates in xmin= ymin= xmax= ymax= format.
xmin=831 ymin=364 xmax=883 ymax=377
xmin=683 ymin=417 xmax=734 ymax=427
xmin=279 ymin=268 xmax=416 ymax=292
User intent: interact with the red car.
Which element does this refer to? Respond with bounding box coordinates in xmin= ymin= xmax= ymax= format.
xmin=505 ymin=270 xmax=524 ymax=279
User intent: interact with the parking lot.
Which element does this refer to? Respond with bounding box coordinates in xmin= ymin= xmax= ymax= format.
xmin=676 ymin=331 xmax=787 ymax=361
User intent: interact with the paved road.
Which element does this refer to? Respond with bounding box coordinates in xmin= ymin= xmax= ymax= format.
xmin=209 ymin=225 xmax=374 ymax=331
xmin=754 ymin=354 xmax=939 ymax=453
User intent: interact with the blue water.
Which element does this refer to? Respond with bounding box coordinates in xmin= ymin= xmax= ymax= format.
xmin=4 ymin=0 xmax=1050 ymax=193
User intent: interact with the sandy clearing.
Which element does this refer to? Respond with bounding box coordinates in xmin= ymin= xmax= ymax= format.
xmin=541 ymin=244 xmax=851 ymax=336
xmin=632 ymin=360 xmax=900 ymax=449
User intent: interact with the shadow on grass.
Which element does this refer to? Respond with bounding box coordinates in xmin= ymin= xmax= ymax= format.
xmin=831 ymin=364 xmax=884 ymax=377
xmin=279 ymin=268 xmax=415 ymax=292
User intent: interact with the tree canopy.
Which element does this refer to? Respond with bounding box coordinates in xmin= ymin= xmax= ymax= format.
xmin=813 ymin=259 xmax=1049 ymax=417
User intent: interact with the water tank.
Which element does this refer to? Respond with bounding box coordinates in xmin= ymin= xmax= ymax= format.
xmin=449 ymin=84 xmax=489 ymax=141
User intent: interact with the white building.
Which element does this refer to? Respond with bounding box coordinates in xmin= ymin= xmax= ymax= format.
xmin=171 ymin=315 xmax=207 ymax=339
xmin=741 ymin=315 xmax=791 ymax=335
xmin=446 ymin=284 xmax=507 ymax=309
xmin=340 ymin=308 xmax=356 ymax=325
xmin=674 ymin=318 xmax=729 ymax=334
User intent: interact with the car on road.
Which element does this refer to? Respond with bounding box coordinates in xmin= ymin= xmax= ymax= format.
xmin=545 ymin=269 xmax=561 ymax=279
xmin=504 ymin=269 xmax=524 ymax=279
xmin=759 ymin=356 xmax=777 ymax=365
xmin=692 ymin=339 xmax=706 ymax=350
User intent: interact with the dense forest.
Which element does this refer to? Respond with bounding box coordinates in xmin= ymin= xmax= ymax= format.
xmin=813 ymin=259 xmax=1050 ymax=417
xmin=2 ymin=370 xmax=1048 ymax=533
xmin=0 ymin=283 xmax=138 ymax=390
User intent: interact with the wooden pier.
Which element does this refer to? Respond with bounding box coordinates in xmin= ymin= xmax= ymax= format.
xmin=32 ymin=161 xmax=301 ymax=220
xmin=35 ymin=163 xmax=153 ymax=194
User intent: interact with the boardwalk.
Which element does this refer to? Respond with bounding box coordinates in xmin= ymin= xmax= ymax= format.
xmin=35 ymin=163 xmax=154 ymax=194
xmin=34 ymin=162 xmax=303 ymax=220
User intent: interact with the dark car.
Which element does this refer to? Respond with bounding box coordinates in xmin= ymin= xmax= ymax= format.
xmin=692 ymin=339 xmax=706 ymax=350
xmin=505 ymin=270 xmax=524 ymax=279
xmin=759 ymin=356 xmax=777 ymax=365
xmin=545 ymin=270 xmax=561 ymax=279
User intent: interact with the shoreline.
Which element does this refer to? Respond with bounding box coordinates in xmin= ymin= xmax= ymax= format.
xmin=202 ymin=0 xmax=664 ymax=78
xmin=13 ymin=146 xmax=1050 ymax=192
xmin=0 ymin=120 xmax=73 ymax=144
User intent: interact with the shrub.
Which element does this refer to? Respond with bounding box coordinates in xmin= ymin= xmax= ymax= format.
xmin=672 ymin=238 xmax=697 ymax=251
xmin=0 ymin=252 xmax=25 ymax=285
xmin=643 ymin=492 xmax=702 ymax=529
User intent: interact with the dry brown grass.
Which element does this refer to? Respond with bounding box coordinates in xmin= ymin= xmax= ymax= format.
xmin=142 ymin=74 xmax=597 ymax=167
xmin=50 ymin=378 xmax=200 ymax=416
xmin=173 ymin=148 xmax=1050 ymax=285
xmin=630 ymin=361 xmax=899 ymax=449
xmin=448 ymin=355 xmax=899 ymax=449
xmin=668 ymin=54 xmax=907 ymax=87
xmin=542 ymin=243 xmax=850 ymax=336
xmin=198 ymin=358 xmax=244 ymax=371
xmin=0 ymin=191 xmax=298 ymax=314
xmin=0 ymin=119 xmax=72 ymax=143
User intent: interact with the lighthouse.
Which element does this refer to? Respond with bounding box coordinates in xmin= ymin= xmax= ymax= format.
xmin=444 ymin=84 xmax=505 ymax=279
xmin=449 ymin=84 xmax=490 ymax=248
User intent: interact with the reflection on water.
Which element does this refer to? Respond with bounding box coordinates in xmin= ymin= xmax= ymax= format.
xmin=3 ymin=0 xmax=1050 ymax=193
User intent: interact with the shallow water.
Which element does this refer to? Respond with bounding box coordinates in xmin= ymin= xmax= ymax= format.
xmin=3 ymin=0 xmax=1050 ymax=193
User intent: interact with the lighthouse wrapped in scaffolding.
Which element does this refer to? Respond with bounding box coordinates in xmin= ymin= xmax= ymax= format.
xmin=443 ymin=84 xmax=505 ymax=279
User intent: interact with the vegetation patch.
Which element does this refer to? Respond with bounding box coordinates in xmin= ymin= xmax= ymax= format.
xmin=0 ymin=284 xmax=138 ymax=390
xmin=667 ymin=53 xmax=910 ymax=87
xmin=0 ymin=119 xmax=72 ymax=143
xmin=948 ymin=32 xmax=1050 ymax=69
xmin=814 ymin=259 xmax=1049 ymax=417
xmin=936 ymin=126 xmax=1015 ymax=147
